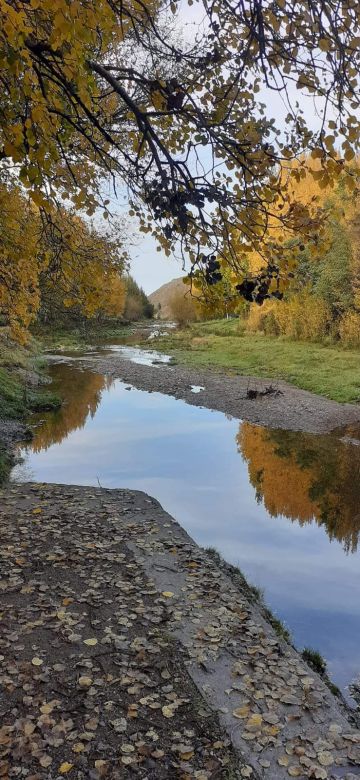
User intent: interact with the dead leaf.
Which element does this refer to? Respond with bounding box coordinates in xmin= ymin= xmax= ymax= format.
xmin=318 ymin=751 xmax=333 ymax=766
xmin=121 ymin=756 xmax=134 ymax=765
xmin=39 ymin=755 xmax=52 ymax=768
xmin=278 ymin=755 xmax=289 ymax=767
xmin=40 ymin=703 xmax=54 ymax=715
xmin=31 ymin=657 xmax=43 ymax=666
xmin=233 ymin=706 xmax=250 ymax=719
xmin=59 ymin=762 xmax=74 ymax=774
xmin=78 ymin=676 xmax=93 ymax=688
xmin=72 ymin=742 xmax=85 ymax=753
xmin=162 ymin=705 xmax=175 ymax=718
xmin=151 ymin=750 xmax=165 ymax=759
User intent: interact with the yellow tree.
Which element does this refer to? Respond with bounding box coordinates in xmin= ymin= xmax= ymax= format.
xmin=0 ymin=178 xmax=128 ymax=336
xmin=39 ymin=212 xmax=128 ymax=322
xmin=1 ymin=0 xmax=360 ymax=304
xmin=0 ymin=180 xmax=48 ymax=340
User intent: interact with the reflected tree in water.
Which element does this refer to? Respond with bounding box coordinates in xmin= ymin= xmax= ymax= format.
xmin=31 ymin=367 xmax=113 ymax=452
xmin=237 ymin=423 xmax=360 ymax=553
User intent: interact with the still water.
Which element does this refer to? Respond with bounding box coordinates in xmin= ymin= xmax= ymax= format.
xmin=12 ymin=358 xmax=360 ymax=701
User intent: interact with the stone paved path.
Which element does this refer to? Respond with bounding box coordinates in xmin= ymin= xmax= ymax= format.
xmin=0 ymin=483 xmax=359 ymax=780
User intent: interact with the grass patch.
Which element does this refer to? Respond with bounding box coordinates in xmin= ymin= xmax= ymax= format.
xmin=34 ymin=322 xmax=147 ymax=351
xmin=150 ymin=320 xmax=360 ymax=402
xmin=302 ymin=647 xmax=327 ymax=676
xmin=0 ymin=377 xmax=59 ymax=418
xmin=0 ymin=328 xmax=62 ymax=484
xmin=0 ymin=360 xmax=61 ymax=421
xmin=27 ymin=389 xmax=62 ymax=412
xmin=0 ymin=447 xmax=12 ymax=484
xmin=301 ymin=646 xmax=341 ymax=696
xmin=262 ymin=607 xmax=292 ymax=644
xmin=0 ymin=366 xmax=27 ymax=419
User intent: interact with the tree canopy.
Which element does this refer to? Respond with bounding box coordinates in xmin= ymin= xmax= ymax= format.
xmin=0 ymin=179 xmax=128 ymax=338
xmin=1 ymin=0 xmax=360 ymax=310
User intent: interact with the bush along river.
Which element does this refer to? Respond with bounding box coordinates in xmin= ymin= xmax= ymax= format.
xmin=11 ymin=346 xmax=360 ymax=706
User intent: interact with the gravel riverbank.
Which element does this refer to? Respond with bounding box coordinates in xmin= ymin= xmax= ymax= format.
xmin=60 ymin=351 xmax=360 ymax=434
xmin=1 ymin=483 xmax=359 ymax=780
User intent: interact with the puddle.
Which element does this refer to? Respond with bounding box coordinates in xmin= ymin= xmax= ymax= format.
xmin=147 ymin=330 xmax=172 ymax=340
xmin=11 ymin=360 xmax=360 ymax=702
xmin=51 ymin=345 xmax=173 ymax=367
xmin=101 ymin=345 xmax=173 ymax=366
xmin=341 ymin=436 xmax=360 ymax=447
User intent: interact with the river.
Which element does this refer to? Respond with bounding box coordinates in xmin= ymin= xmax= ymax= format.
xmin=11 ymin=345 xmax=360 ymax=704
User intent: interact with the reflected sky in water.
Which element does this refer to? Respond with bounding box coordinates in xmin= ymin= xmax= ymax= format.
xmin=12 ymin=363 xmax=360 ymax=699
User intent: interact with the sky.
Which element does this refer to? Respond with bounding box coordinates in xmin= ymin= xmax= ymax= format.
xmin=129 ymin=232 xmax=185 ymax=295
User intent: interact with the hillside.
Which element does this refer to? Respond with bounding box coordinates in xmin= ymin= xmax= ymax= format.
xmin=149 ymin=277 xmax=187 ymax=319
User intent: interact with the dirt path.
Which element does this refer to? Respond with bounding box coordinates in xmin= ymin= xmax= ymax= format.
xmin=1 ymin=483 xmax=359 ymax=779
xmin=62 ymin=352 xmax=360 ymax=434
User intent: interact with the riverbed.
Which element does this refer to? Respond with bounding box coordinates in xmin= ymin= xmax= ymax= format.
xmin=11 ymin=347 xmax=360 ymax=703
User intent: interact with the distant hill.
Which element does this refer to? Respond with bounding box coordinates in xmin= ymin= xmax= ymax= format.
xmin=149 ymin=277 xmax=187 ymax=319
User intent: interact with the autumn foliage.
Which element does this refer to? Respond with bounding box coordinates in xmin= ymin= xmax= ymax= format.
xmin=238 ymin=423 xmax=360 ymax=553
xmin=245 ymin=159 xmax=360 ymax=344
xmin=0 ymin=180 xmax=128 ymax=338
xmin=2 ymin=0 xmax=360 ymax=312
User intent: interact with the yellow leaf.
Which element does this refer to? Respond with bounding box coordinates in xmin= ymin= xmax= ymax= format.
xmin=162 ymin=705 xmax=175 ymax=718
xmin=179 ymin=750 xmax=194 ymax=760
xmin=161 ymin=591 xmax=174 ymax=598
xmin=83 ymin=638 xmax=98 ymax=646
xmin=247 ymin=713 xmax=262 ymax=727
xmin=78 ymin=676 xmax=93 ymax=687
xmin=31 ymin=657 xmax=43 ymax=666
xmin=233 ymin=705 xmax=250 ymax=719
xmin=40 ymin=703 xmax=54 ymax=714
xmin=59 ymin=763 xmax=74 ymax=774
xmin=151 ymin=90 xmax=167 ymax=111
xmin=72 ymin=742 xmax=85 ymax=753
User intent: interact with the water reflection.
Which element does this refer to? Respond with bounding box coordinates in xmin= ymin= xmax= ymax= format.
xmin=12 ymin=359 xmax=360 ymax=697
xmin=31 ymin=365 xmax=360 ymax=556
xmin=31 ymin=365 xmax=113 ymax=452
xmin=237 ymin=424 xmax=360 ymax=554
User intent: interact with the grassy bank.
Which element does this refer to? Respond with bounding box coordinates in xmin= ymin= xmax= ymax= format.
xmin=149 ymin=320 xmax=360 ymax=403
xmin=33 ymin=321 xmax=151 ymax=352
xmin=0 ymin=329 xmax=61 ymax=483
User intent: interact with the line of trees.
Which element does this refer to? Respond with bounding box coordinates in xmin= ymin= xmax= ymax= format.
xmin=0 ymin=180 xmax=153 ymax=339
xmin=124 ymin=276 xmax=154 ymax=322
xmin=2 ymin=1 xmax=360 ymax=339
